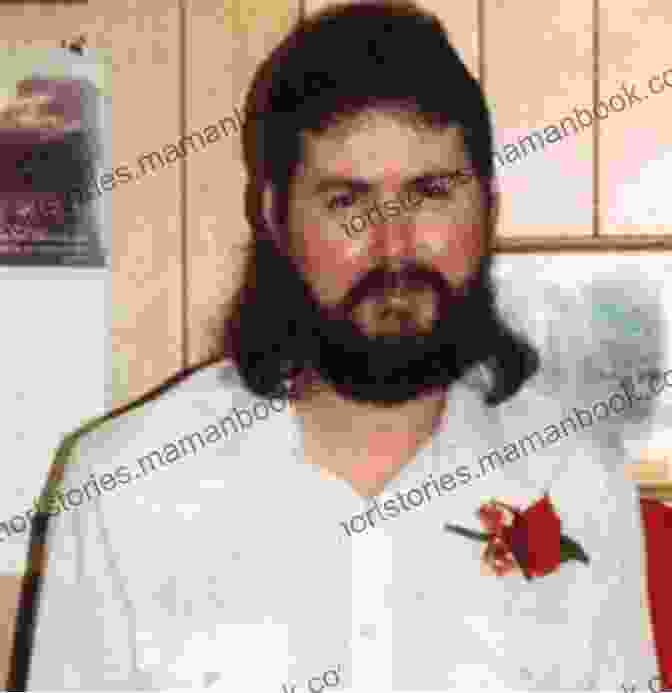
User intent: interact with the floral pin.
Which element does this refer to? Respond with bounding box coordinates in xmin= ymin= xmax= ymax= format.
xmin=443 ymin=493 xmax=590 ymax=580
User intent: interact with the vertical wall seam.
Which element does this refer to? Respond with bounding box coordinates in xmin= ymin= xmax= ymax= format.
xmin=179 ymin=0 xmax=188 ymax=369
xmin=477 ymin=0 xmax=485 ymax=88
xmin=593 ymin=0 xmax=600 ymax=238
xmin=478 ymin=0 xmax=490 ymax=242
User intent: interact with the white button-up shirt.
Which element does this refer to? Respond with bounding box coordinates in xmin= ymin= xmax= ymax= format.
xmin=27 ymin=359 xmax=660 ymax=691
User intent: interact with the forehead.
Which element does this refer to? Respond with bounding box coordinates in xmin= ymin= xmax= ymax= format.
xmin=297 ymin=108 xmax=468 ymax=185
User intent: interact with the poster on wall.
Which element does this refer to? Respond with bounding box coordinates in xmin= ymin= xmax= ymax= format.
xmin=0 ymin=42 xmax=111 ymax=587
xmin=0 ymin=46 xmax=108 ymax=267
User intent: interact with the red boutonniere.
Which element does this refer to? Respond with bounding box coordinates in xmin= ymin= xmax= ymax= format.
xmin=443 ymin=493 xmax=590 ymax=580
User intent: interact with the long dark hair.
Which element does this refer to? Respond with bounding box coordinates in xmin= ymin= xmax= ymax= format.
xmin=213 ymin=0 xmax=539 ymax=406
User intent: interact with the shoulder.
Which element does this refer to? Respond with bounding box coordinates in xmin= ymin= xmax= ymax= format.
xmin=466 ymin=364 xmax=569 ymax=432
xmin=485 ymin=369 xmax=643 ymax=480
xmin=52 ymin=358 xmax=252 ymax=483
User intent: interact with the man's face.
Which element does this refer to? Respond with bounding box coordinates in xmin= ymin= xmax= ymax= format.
xmin=263 ymin=107 xmax=502 ymax=405
xmin=286 ymin=108 xmax=491 ymax=328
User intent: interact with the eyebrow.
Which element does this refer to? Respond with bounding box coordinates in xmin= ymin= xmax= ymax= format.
xmin=312 ymin=167 xmax=474 ymax=195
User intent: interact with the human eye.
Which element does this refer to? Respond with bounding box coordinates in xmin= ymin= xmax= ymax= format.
xmin=421 ymin=178 xmax=455 ymax=198
xmin=326 ymin=191 xmax=357 ymax=211
xmin=416 ymin=170 xmax=474 ymax=199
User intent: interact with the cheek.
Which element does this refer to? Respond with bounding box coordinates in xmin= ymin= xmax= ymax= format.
xmin=292 ymin=220 xmax=365 ymax=299
xmin=416 ymin=186 xmax=488 ymax=278
xmin=416 ymin=216 xmax=485 ymax=279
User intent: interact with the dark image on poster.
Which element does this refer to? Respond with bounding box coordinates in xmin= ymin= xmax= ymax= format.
xmin=0 ymin=76 xmax=106 ymax=267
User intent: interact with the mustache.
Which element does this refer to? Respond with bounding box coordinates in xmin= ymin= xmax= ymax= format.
xmin=338 ymin=262 xmax=462 ymax=316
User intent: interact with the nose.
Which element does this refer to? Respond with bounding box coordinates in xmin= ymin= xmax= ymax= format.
xmin=368 ymin=196 xmax=420 ymax=261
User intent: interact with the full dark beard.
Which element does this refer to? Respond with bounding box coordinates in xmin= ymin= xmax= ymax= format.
xmin=291 ymin=253 xmax=505 ymax=405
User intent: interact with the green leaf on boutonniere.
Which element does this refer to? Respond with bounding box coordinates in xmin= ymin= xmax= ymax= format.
xmin=559 ymin=534 xmax=590 ymax=565
xmin=443 ymin=523 xmax=489 ymax=541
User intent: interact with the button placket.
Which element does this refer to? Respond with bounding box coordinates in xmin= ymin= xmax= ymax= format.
xmin=350 ymin=526 xmax=394 ymax=693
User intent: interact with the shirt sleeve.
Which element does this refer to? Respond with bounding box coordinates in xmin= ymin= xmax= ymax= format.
xmin=26 ymin=434 xmax=144 ymax=691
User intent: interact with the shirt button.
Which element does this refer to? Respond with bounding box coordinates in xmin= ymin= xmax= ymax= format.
xmin=203 ymin=672 xmax=221 ymax=687
xmin=359 ymin=623 xmax=377 ymax=640
xmin=582 ymin=674 xmax=598 ymax=689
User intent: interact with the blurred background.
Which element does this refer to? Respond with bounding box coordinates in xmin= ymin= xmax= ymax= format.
xmin=2 ymin=0 xmax=672 ymax=688
xmin=0 ymin=38 xmax=110 ymax=689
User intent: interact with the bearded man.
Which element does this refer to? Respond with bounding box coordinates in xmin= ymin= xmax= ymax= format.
xmin=26 ymin=2 xmax=660 ymax=690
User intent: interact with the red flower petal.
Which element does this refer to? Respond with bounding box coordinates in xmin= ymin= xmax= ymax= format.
xmin=478 ymin=503 xmax=504 ymax=533
xmin=503 ymin=511 xmax=531 ymax=577
xmin=521 ymin=494 xmax=561 ymax=576
xmin=482 ymin=539 xmax=517 ymax=576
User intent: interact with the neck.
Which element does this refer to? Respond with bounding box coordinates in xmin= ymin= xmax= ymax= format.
xmin=291 ymin=371 xmax=449 ymax=497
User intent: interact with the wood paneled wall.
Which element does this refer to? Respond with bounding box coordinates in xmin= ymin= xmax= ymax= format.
xmin=2 ymin=0 xmax=671 ymax=686
xmin=3 ymin=0 xmax=668 ymax=407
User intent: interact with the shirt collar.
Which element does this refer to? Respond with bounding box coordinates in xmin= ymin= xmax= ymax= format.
xmin=280 ymin=363 xmax=493 ymax=500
